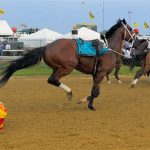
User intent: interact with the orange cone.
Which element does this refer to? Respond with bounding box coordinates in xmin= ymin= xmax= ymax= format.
xmin=0 ymin=102 xmax=7 ymax=129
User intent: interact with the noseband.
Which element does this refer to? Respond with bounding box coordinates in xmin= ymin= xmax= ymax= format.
xmin=121 ymin=22 xmax=138 ymax=50
xmin=121 ymin=22 xmax=134 ymax=42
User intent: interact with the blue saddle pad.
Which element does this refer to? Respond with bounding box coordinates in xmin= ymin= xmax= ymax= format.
xmin=75 ymin=39 xmax=108 ymax=56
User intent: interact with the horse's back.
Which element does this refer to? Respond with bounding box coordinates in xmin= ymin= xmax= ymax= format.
xmin=43 ymin=39 xmax=78 ymax=68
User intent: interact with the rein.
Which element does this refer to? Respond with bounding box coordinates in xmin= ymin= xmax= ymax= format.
xmin=101 ymin=37 xmax=126 ymax=57
xmin=108 ymin=48 xmax=125 ymax=57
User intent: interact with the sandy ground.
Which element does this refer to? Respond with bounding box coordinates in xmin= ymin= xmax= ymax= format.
xmin=0 ymin=75 xmax=150 ymax=150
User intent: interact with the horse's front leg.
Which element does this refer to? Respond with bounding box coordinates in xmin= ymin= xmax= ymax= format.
xmin=78 ymin=70 xmax=106 ymax=110
xmin=77 ymin=80 xmax=99 ymax=110
xmin=106 ymin=74 xmax=111 ymax=84
xmin=106 ymin=62 xmax=122 ymax=84
xmin=147 ymin=70 xmax=150 ymax=82
xmin=88 ymin=70 xmax=107 ymax=110
xmin=114 ymin=61 xmax=122 ymax=83
xmin=87 ymin=82 xmax=100 ymax=110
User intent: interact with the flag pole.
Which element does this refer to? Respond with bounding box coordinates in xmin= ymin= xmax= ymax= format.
xmin=102 ymin=0 xmax=105 ymax=31
xmin=128 ymin=10 xmax=133 ymax=26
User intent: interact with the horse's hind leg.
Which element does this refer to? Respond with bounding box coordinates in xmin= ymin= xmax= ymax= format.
xmin=130 ymin=67 xmax=144 ymax=88
xmin=47 ymin=68 xmax=74 ymax=101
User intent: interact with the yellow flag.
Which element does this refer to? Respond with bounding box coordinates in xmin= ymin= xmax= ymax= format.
xmin=0 ymin=9 xmax=4 ymax=15
xmin=89 ymin=11 xmax=95 ymax=20
xmin=144 ymin=21 xmax=149 ymax=29
xmin=133 ymin=22 xmax=139 ymax=28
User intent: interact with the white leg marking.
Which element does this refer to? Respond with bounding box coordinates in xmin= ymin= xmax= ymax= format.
xmin=77 ymin=97 xmax=88 ymax=104
xmin=59 ymin=83 xmax=71 ymax=93
xmin=131 ymin=78 xmax=138 ymax=85
xmin=118 ymin=80 xmax=122 ymax=84
xmin=107 ymin=80 xmax=111 ymax=84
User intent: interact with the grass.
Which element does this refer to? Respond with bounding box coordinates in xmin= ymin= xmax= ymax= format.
xmin=11 ymin=62 xmax=140 ymax=76
xmin=118 ymin=65 xmax=140 ymax=76
xmin=0 ymin=60 xmax=140 ymax=77
xmin=14 ymin=63 xmax=52 ymax=76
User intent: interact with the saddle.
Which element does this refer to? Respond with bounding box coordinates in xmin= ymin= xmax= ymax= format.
xmin=92 ymin=39 xmax=104 ymax=57
xmin=77 ymin=38 xmax=106 ymax=57
xmin=76 ymin=38 xmax=107 ymax=75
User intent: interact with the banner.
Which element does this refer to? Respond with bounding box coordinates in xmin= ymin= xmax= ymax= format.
xmin=144 ymin=21 xmax=149 ymax=29
xmin=89 ymin=11 xmax=95 ymax=20
xmin=133 ymin=22 xmax=139 ymax=28
xmin=0 ymin=9 xmax=4 ymax=15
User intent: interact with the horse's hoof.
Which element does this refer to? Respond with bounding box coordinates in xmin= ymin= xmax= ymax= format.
xmin=118 ymin=80 xmax=122 ymax=84
xmin=129 ymin=84 xmax=134 ymax=89
xmin=77 ymin=97 xmax=88 ymax=104
xmin=88 ymin=103 xmax=96 ymax=111
xmin=66 ymin=91 xmax=73 ymax=101
xmin=107 ymin=81 xmax=111 ymax=84
xmin=88 ymin=105 xmax=96 ymax=111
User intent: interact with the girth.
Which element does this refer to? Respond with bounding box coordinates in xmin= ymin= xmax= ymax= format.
xmin=92 ymin=39 xmax=103 ymax=76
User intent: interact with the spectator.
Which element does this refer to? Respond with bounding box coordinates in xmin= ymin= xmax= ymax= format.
xmin=0 ymin=39 xmax=5 ymax=56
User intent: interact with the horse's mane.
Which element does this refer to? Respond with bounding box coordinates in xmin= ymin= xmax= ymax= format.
xmin=106 ymin=19 xmax=124 ymax=39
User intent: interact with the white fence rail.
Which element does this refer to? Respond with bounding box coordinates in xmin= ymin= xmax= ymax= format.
xmin=0 ymin=49 xmax=25 ymax=60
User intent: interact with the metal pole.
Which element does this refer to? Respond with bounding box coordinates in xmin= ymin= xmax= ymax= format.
xmin=128 ymin=10 xmax=133 ymax=26
xmin=102 ymin=0 xmax=105 ymax=31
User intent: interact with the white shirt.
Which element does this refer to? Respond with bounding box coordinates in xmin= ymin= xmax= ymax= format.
xmin=122 ymin=48 xmax=132 ymax=59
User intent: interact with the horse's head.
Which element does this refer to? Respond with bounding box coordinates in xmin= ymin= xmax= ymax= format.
xmin=119 ymin=19 xmax=133 ymax=42
xmin=106 ymin=19 xmax=133 ymax=42
xmin=133 ymin=38 xmax=148 ymax=49
xmin=131 ymin=38 xmax=149 ymax=56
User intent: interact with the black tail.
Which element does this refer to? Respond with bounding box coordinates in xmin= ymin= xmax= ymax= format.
xmin=0 ymin=46 xmax=46 ymax=87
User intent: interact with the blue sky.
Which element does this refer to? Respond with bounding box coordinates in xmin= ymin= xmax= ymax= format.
xmin=0 ymin=0 xmax=150 ymax=35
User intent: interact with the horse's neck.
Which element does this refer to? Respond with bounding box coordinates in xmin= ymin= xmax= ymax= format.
xmin=107 ymin=33 xmax=123 ymax=52
xmin=138 ymin=41 xmax=148 ymax=50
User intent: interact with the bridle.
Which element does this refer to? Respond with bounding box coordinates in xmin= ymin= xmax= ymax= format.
xmin=108 ymin=22 xmax=135 ymax=57
xmin=121 ymin=22 xmax=135 ymax=42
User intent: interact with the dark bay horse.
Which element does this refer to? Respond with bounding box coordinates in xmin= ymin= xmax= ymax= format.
xmin=0 ymin=19 xmax=133 ymax=110
xmin=130 ymin=38 xmax=150 ymax=87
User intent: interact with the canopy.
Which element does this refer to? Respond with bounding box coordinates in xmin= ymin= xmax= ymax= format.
xmin=61 ymin=27 xmax=100 ymax=40
xmin=18 ymin=28 xmax=62 ymax=48
xmin=0 ymin=20 xmax=13 ymax=36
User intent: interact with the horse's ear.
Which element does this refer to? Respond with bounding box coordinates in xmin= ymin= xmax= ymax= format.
xmin=123 ymin=18 xmax=127 ymax=24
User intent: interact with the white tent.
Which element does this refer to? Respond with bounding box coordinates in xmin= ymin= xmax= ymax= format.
xmin=18 ymin=28 xmax=62 ymax=48
xmin=138 ymin=35 xmax=150 ymax=40
xmin=0 ymin=20 xmax=13 ymax=36
xmin=61 ymin=27 xmax=100 ymax=40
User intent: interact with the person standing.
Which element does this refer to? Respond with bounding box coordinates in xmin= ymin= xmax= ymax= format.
xmin=0 ymin=39 xmax=5 ymax=56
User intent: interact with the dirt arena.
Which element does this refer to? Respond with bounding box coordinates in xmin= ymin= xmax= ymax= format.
xmin=0 ymin=75 xmax=150 ymax=150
